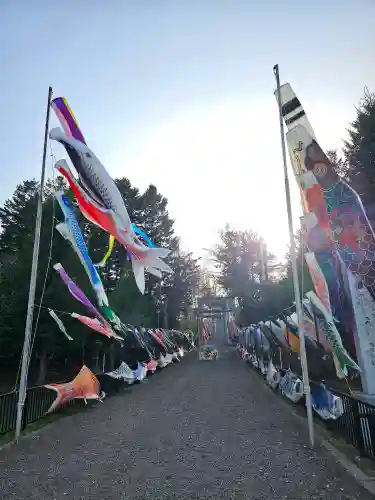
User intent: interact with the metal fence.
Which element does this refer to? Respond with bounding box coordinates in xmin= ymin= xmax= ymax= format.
xmin=327 ymin=389 xmax=375 ymax=459
xmin=0 ymin=374 xmax=121 ymax=437
xmin=240 ymin=349 xmax=375 ymax=461
xmin=0 ymin=391 xmax=18 ymax=435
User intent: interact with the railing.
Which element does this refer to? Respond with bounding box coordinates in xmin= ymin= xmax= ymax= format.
xmin=0 ymin=391 xmax=17 ymax=435
xmin=327 ymin=389 xmax=375 ymax=459
xmin=0 ymin=374 xmax=120 ymax=437
xmin=239 ymin=346 xmax=375 ymax=461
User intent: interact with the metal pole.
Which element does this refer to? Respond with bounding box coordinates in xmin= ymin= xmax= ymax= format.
xmin=259 ymin=239 xmax=266 ymax=282
xmin=156 ymin=279 xmax=161 ymax=328
xmin=224 ymin=308 xmax=229 ymax=344
xmin=15 ymin=86 xmax=53 ymax=442
xmin=163 ymin=296 xmax=168 ymax=329
xmin=263 ymin=242 xmax=269 ymax=281
xmin=197 ymin=314 xmax=201 ymax=359
xmin=273 ymin=64 xmax=314 ymax=447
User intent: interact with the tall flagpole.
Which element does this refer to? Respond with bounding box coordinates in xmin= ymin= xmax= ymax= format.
xmin=15 ymin=86 xmax=53 ymax=442
xmin=273 ymin=65 xmax=314 ymax=447
xmin=259 ymin=239 xmax=267 ymax=282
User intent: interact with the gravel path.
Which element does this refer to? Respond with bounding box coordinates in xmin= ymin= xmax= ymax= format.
xmin=0 ymin=347 xmax=371 ymax=499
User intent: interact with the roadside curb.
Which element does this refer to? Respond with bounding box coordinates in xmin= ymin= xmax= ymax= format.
xmin=321 ymin=439 xmax=375 ymax=496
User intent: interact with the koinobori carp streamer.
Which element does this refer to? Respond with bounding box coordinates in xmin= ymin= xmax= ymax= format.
xmin=51 ymin=97 xmax=86 ymax=145
xmin=55 ymin=191 xmax=109 ymax=307
xmin=50 ymin=96 xmax=173 ymax=294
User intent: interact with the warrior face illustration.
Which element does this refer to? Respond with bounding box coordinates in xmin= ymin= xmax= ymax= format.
xmin=304 ymin=140 xmax=338 ymax=189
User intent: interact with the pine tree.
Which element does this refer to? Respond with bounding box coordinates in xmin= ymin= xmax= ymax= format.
xmin=212 ymin=226 xmax=266 ymax=298
xmin=0 ymin=173 xmax=203 ymax=387
xmin=162 ymin=251 xmax=200 ymax=328
xmin=344 ymin=88 xmax=375 ymax=225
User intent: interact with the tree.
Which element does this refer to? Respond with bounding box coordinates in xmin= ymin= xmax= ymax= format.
xmin=344 ymin=88 xmax=375 ymax=224
xmin=263 ymin=230 xmax=315 ymax=326
xmin=162 ymin=250 xmax=201 ymax=329
xmin=212 ymin=226 xmax=281 ymax=324
xmin=198 ymin=271 xmax=217 ymax=302
xmin=326 ymin=149 xmax=349 ymax=180
xmin=135 ymin=183 xmax=179 ymax=298
xmin=0 ymin=179 xmax=93 ymax=386
xmin=0 ymin=180 xmax=39 ymax=254
xmin=279 ymin=230 xmax=313 ymax=297
xmin=0 ymin=174 xmax=196 ymax=389
xmin=210 ymin=223 xmax=316 ymax=326
xmin=212 ymin=226 xmax=264 ymax=297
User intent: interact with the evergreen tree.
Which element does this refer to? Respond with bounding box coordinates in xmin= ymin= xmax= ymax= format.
xmin=212 ymin=226 xmax=282 ymax=324
xmin=162 ymin=251 xmax=200 ymax=328
xmin=344 ymin=88 xmax=375 ymax=224
xmin=0 ymin=174 xmax=197 ymax=388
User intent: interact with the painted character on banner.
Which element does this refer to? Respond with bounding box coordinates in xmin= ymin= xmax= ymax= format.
xmin=303 ymin=140 xmax=339 ymax=189
xmin=303 ymin=138 xmax=375 ymax=295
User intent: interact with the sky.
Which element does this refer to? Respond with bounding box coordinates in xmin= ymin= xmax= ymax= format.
xmin=1 ymin=0 xmax=375 ymax=264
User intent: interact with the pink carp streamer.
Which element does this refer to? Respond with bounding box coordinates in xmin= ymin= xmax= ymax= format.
xmin=71 ymin=312 xmax=122 ymax=340
xmin=53 ymin=263 xmax=122 ymax=341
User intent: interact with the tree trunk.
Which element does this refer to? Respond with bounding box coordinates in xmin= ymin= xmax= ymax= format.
xmin=109 ymin=343 xmax=115 ymax=371
xmin=94 ymin=344 xmax=100 ymax=372
xmin=37 ymin=348 xmax=48 ymax=386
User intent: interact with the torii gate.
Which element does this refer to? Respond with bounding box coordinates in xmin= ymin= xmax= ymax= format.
xmin=194 ymin=298 xmax=233 ymax=360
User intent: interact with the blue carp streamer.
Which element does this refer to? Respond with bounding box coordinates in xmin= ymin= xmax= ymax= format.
xmin=55 ymin=191 xmax=109 ymax=307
